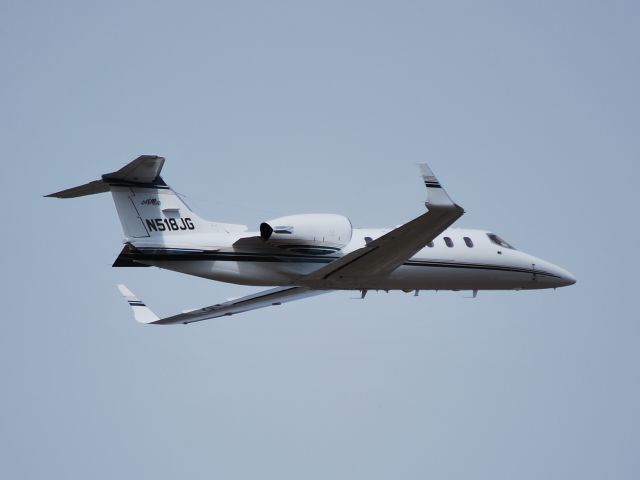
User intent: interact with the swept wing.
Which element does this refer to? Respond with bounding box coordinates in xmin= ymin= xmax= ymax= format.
xmin=118 ymin=284 xmax=328 ymax=325
xmin=301 ymin=163 xmax=464 ymax=288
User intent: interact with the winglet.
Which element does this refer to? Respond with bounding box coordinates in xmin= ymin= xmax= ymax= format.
xmin=418 ymin=163 xmax=458 ymax=209
xmin=117 ymin=284 xmax=160 ymax=324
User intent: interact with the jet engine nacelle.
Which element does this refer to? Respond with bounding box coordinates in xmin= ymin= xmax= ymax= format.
xmin=260 ymin=214 xmax=352 ymax=253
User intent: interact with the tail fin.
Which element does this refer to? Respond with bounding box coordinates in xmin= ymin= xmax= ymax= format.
xmin=46 ymin=155 xmax=246 ymax=239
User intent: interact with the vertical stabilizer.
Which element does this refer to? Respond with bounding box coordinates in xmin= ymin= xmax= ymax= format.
xmin=46 ymin=155 xmax=247 ymax=239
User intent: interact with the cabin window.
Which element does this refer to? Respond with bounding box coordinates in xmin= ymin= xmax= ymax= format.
xmin=444 ymin=237 xmax=454 ymax=248
xmin=487 ymin=233 xmax=515 ymax=249
xmin=427 ymin=241 xmax=434 ymax=247
xmin=464 ymin=237 xmax=474 ymax=248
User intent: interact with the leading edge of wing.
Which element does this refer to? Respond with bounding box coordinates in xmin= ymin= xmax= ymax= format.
xmin=117 ymin=285 xmax=329 ymax=325
xmin=300 ymin=162 xmax=464 ymax=287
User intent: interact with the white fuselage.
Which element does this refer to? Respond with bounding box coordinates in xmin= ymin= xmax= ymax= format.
xmin=128 ymin=226 xmax=575 ymax=291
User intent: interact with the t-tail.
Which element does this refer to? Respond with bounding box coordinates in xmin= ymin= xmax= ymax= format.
xmin=46 ymin=155 xmax=247 ymax=244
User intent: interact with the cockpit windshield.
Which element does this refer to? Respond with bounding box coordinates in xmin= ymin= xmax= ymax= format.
xmin=487 ymin=233 xmax=515 ymax=250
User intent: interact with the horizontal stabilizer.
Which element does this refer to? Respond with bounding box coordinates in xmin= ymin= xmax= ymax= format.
xmin=45 ymin=179 xmax=110 ymax=199
xmin=104 ymin=155 xmax=164 ymax=184
xmin=45 ymin=155 xmax=165 ymax=198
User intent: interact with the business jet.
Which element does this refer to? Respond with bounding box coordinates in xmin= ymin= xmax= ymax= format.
xmin=47 ymin=155 xmax=575 ymax=325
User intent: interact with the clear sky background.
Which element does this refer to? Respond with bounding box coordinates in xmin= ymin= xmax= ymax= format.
xmin=1 ymin=1 xmax=638 ymax=478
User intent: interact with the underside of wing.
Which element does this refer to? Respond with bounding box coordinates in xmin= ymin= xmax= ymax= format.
xmin=301 ymin=163 xmax=464 ymax=289
xmin=118 ymin=285 xmax=329 ymax=325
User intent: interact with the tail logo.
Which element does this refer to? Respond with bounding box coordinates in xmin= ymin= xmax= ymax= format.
xmin=141 ymin=198 xmax=161 ymax=206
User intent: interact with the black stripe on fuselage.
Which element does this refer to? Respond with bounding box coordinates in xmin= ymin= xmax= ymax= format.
xmin=405 ymin=260 xmax=559 ymax=278
xmin=131 ymin=249 xmax=336 ymax=264
xmin=107 ymin=183 xmax=171 ymax=190
xmin=122 ymin=248 xmax=561 ymax=279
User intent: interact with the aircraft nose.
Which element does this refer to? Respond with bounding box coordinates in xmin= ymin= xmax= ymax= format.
xmin=556 ymin=267 xmax=576 ymax=287
xmin=526 ymin=254 xmax=576 ymax=289
xmin=544 ymin=263 xmax=576 ymax=288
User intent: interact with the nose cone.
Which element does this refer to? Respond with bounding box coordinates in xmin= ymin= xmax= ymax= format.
xmin=553 ymin=265 xmax=577 ymax=287
xmin=535 ymin=259 xmax=576 ymax=288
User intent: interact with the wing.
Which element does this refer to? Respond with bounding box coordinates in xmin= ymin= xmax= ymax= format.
xmin=301 ymin=163 xmax=464 ymax=288
xmin=117 ymin=284 xmax=329 ymax=325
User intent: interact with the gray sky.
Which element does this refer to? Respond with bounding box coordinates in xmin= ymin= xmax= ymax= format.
xmin=1 ymin=1 xmax=638 ymax=478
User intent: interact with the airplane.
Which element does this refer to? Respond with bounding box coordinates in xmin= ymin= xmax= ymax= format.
xmin=47 ymin=155 xmax=576 ymax=325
